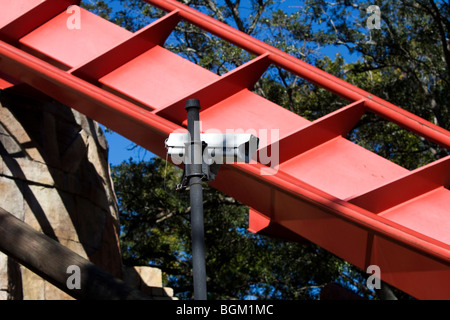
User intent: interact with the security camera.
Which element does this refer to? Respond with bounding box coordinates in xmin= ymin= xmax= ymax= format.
xmin=165 ymin=133 xmax=259 ymax=165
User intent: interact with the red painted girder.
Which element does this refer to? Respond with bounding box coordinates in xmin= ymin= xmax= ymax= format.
xmin=156 ymin=53 xmax=272 ymax=124
xmin=0 ymin=40 xmax=179 ymax=157
xmin=0 ymin=0 xmax=79 ymax=43
xmin=99 ymin=45 xmax=219 ymax=112
xmin=4 ymin=38 xmax=449 ymax=299
xmin=198 ymin=89 xmax=310 ymax=149
xmin=19 ymin=7 xmax=131 ymax=69
xmin=71 ymin=10 xmax=182 ymax=83
xmin=211 ymin=162 xmax=450 ymax=299
xmin=1 ymin=1 xmax=450 ymax=299
xmin=146 ymin=0 xmax=450 ymax=151
xmin=350 ymin=156 xmax=450 ymax=213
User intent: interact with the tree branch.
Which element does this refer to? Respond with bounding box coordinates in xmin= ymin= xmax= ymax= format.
xmin=224 ymin=0 xmax=246 ymax=32
xmin=204 ymin=0 xmax=226 ymax=23
xmin=247 ymin=0 xmax=268 ymax=35
xmin=428 ymin=0 xmax=450 ymax=77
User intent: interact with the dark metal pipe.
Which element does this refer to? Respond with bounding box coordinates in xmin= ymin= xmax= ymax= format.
xmin=185 ymin=99 xmax=207 ymax=300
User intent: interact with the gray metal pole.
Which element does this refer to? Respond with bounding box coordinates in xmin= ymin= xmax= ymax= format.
xmin=185 ymin=98 xmax=207 ymax=300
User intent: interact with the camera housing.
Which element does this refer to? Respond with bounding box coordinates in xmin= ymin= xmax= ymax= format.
xmin=165 ymin=133 xmax=259 ymax=165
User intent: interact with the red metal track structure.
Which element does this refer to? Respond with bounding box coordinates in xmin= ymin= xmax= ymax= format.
xmin=1 ymin=0 xmax=449 ymax=299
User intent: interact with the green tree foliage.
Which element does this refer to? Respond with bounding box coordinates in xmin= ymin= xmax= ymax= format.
xmin=112 ymin=157 xmax=365 ymax=299
xmin=82 ymin=0 xmax=448 ymax=299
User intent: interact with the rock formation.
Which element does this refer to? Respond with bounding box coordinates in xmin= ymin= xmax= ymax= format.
xmin=0 ymin=87 xmax=173 ymax=300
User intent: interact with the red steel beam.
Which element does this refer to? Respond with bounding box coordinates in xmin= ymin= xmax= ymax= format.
xmin=2 ymin=33 xmax=449 ymax=288
xmin=0 ymin=0 xmax=80 ymax=43
xmin=146 ymin=0 xmax=450 ymax=151
xmin=0 ymin=39 xmax=179 ymax=157
xmin=1 ymin=1 xmax=450 ymax=299
xmin=212 ymin=162 xmax=450 ymax=264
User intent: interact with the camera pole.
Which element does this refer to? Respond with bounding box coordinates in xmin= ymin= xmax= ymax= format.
xmin=185 ymin=99 xmax=207 ymax=300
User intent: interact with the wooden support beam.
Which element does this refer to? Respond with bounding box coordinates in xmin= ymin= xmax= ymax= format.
xmin=0 ymin=206 xmax=151 ymax=300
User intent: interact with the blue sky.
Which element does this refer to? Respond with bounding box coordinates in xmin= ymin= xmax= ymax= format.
xmin=100 ymin=125 xmax=155 ymax=165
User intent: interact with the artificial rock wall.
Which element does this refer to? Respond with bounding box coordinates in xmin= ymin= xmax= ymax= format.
xmin=0 ymin=87 xmax=173 ymax=300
